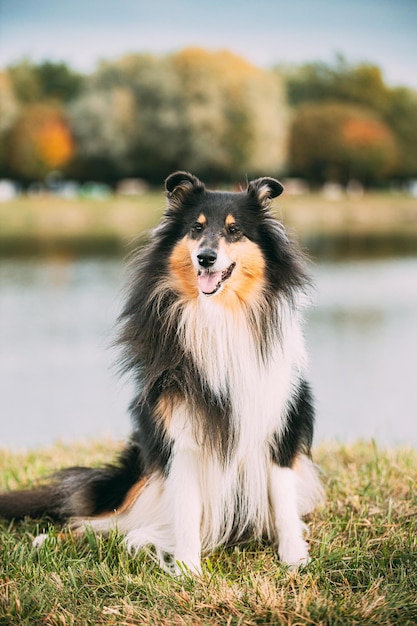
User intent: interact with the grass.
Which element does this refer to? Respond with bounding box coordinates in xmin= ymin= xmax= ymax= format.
xmin=0 ymin=190 xmax=417 ymax=258
xmin=1 ymin=440 xmax=417 ymax=625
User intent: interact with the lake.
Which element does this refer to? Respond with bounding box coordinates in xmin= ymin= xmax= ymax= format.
xmin=1 ymin=255 xmax=416 ymax=449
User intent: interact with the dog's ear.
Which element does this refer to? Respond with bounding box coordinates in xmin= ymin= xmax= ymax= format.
xmin=165 ymin=171 xmax=205 ymax=198
xmin=247 ymin=177 xmax=284 ymax=206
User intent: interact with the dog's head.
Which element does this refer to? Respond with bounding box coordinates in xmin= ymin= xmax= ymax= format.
xmin=162 ymin=171 xmax=284 ymax=304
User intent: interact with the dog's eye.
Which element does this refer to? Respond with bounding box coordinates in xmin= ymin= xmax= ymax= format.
xmin=192 ymin=222 xmax=205 ymax=234
xmin=227 ymin=223 xmax=240 ymax=236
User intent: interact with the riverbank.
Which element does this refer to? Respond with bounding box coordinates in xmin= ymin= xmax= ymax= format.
xmin=1 ymin=439 xmax=416 ymax=625
xmin=1 ymin=191 xmax=417 ymax=258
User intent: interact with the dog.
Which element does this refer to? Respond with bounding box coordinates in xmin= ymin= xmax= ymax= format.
xmin=0 ymin=172 xmax=323 ymax=575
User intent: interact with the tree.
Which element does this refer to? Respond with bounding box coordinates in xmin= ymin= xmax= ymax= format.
xmin=0 ymin=72 xmax=20 ymax=176
xmin=34 ymin=61 xmax=84 ymax=102
xmin=8 ymin=103 xmax=74 ymax=181
xmin=68 ymin=86 xmax=137 ymax=181
xmin=286 ymin=56 xmax=391 ymax=113
xmin=68 ymin=49 xmax=288 ymax=183
xmin=68 ymin=53 xmax=185 ymax=182
xmin=285 ymin=57 xmax=417 ymax=181
xmin=385 ymin=87 xmax=417 ymax=179
xmin=289 ymin=102 xmax=399 ymax=185
xmin=341 ymin=113 xmax=399 ymax=182
xmin=171 ymin=48 xmax=287 ymax=180
xmin=8 ymin=59 xmax=83 ymax=103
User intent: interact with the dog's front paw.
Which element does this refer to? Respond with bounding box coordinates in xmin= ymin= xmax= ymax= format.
xmin=156 ymin=549 xmax=180 ymax=576
xmin=156 ymin=549 xmax=202 ymax=577
xmin=278 ymin=537 xmax=310 ymax=570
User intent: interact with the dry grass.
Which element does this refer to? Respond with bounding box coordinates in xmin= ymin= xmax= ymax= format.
xmin=1 ymin=440 xmax=417 ymax=625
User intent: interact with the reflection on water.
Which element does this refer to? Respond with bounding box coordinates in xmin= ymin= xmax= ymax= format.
xmin=1 ymin=256 xmax=416 ymax=449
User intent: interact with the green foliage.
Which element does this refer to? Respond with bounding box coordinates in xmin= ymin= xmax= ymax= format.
xmin=1 ymin=441 xmax=417 ymax=624
xmin=385 ymin=87 xmax=417 ymax=179
xmin=8 ymin=59 xmax=84 ymax=103
xmin=286 ymin=56 xmax=391 ymax=113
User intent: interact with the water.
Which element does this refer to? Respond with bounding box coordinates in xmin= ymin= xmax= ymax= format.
xmin=0 ymin=259 xmax=132 ymax=448
xmin=307 ymin=258 xmax=417 ymax=446
xmin=1 ymin=256 xmax=416 ymax=449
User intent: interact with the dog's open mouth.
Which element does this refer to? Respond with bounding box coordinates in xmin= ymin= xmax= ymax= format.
xmin=198 ymin=263 xmax=236 ymax=296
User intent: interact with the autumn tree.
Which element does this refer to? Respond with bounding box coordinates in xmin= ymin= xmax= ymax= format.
xmin=8 ymin=103 xmax=74 ymax=181
xmin=3 ymin=60 xmax=82 ymax=180
xmin=286 ymin=57 xmax=417 ymax=181
xmin=289 ymin=103 xmax=399 ymax=185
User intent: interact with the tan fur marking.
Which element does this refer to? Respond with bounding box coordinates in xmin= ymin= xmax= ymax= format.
xmin=219 ymin=238 xmax=266 ymax=310
xmin=116 ymin=477 xmax=148 ymax=514
xmin=156 ymin=394 xmax=176 ymax=428
xmin=74 ymin=477 xmax=148 ymax=523
xmin=169 ymin=237 xmax=199 ymax=300
xmin=225 ymin=214 xmax=236 ymax=226
xmin=197 ymin=213 xmax=207 ymax=225
xmin=292 ymin=456 xmax=301 ymax=471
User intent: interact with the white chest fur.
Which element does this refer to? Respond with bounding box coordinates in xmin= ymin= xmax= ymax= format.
xmin=168 ymin=295 xmax=308 ymax=549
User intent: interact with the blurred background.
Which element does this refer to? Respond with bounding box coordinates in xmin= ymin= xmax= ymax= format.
xmin=0 ymin=0 xmax=416 ymax=448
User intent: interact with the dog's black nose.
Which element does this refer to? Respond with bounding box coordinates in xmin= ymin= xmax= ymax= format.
xmin=197 ymin=249 xmax=217 ymax=268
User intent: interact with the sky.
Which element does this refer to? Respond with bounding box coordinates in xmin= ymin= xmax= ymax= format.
xmin=0 ymin=0 xmax=416 ymax=89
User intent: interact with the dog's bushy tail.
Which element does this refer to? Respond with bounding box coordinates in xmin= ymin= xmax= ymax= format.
xmin=0 ymin=483 xmax=64 ymax=521
xmin=0 ymin=441 xmax=144 ymax=522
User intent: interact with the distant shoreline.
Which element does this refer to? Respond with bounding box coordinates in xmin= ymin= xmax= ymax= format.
xmin=1 ymin=192 xmax=416 ymax=260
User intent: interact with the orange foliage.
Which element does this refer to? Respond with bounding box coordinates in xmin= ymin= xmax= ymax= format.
xmin=343 ymin=117 xmax=393 ymax=148
xmin=341 ymin=113 xmax=399 ymax=178
xmin=289 ymin=102 xmax=399 ymax=183
xmin=35 ymin=118 xmax=73 ymax=168
xmin=172 ymin=47 xmax=259 ymax=79
xmin=9 ymin=103 xmax=74 ymax=179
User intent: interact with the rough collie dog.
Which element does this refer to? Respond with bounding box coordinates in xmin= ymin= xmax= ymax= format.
xmin=0 ymin=172 xmax=323 ymax=574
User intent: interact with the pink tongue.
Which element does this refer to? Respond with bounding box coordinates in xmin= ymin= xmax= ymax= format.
xmin=198 ymin=271 xmax=222 ymax=294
